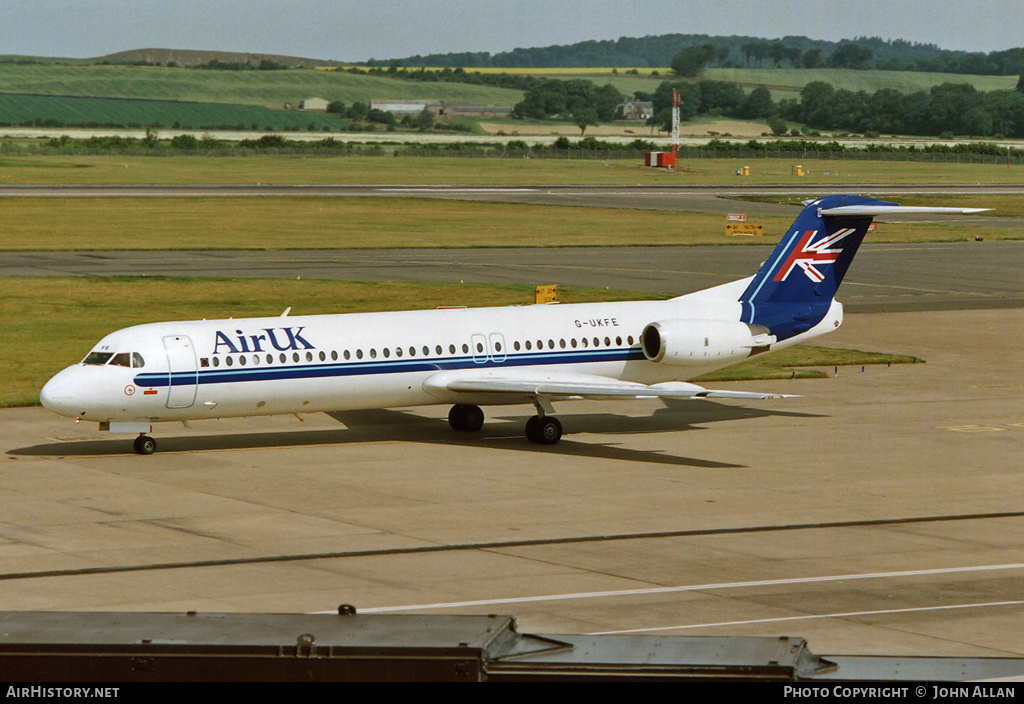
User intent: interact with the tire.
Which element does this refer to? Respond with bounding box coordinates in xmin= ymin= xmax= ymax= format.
xmin=525 ymin=415 xmax=543 ymax=443
xmin=448 ymin=404 xmax=468 ymax=430
xmin=460 ymin=405 xmax=484 ymax=432
xmin=449 ymin=404 xmax=484 ymax=432
xmin=526 ymin=416 xmax=562 ymax=445
xmin=133 ymin=435 xmax=156 ymax=455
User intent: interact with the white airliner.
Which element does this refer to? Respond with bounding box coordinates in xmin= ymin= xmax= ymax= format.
xmin=40 ymin=195 xmax=984 ymax=454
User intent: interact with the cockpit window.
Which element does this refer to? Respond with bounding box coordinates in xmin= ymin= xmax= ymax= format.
xmin=83 ymin=352 xmax=113 ymax=366
xmin=82 ymin=351 xmax=145 ymax=367
xmin=109 ymin=353 xmax=132 ymax=367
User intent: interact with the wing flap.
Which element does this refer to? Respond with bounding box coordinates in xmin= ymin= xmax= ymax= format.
xmin=424 ymin=370 xmax=797 ymax=403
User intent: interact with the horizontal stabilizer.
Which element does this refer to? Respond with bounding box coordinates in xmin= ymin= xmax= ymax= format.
xmin=818 ymin=205 xmax=990 ymax=216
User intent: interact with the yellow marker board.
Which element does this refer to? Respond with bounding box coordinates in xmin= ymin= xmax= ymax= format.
xmin=726 ymin=223 xmax=764 ymax=237
xmin=535 ymin=285 xmax=558 ymax=304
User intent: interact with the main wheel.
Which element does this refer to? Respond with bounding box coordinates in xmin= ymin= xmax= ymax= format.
xmin=459 ymin=405 xmax=484 ymax=432
xmin=133 ymin=435 xmax=156 ymax=455
xmin=448 ymin=404 xmax=466 ymax=429
xmin=448 ymin=404 xmax=484 ymax=432
xmin=525 ymin=415 xmax=562 ymax=445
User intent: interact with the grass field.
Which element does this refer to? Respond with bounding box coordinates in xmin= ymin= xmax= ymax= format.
xmin=4 ymin=63 xmax=1014 ymax=105
xmin=0 ymin=198 xmax=778 ymax=250
xmin=705 ymin=68 xmax=1019 ymax=98
xmin=0 ymin=276 xmax=918 ymax=407
xmin=1 ymin=154 xmax=1024 ymax=187
xmin=0 ymin=93 xmax=349 ymax=131
xmin=0 ymin=195 xmax=1015 ymax=252
xmin=0 ymin=64 xmax=524 ymax=108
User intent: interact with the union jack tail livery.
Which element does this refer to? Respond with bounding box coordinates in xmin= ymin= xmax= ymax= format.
xmin=739 ymin=195 xmax=986 ymax=341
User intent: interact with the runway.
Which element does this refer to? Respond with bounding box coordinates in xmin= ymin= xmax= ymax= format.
xmin=1 ymin=182 xmax=1023 ymax=661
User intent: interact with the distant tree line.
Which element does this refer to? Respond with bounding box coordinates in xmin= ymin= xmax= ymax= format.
xmin=783 ymin=81 xmax=1024 ymax=137
xmin=348 ymin=64 xmax=546 ymax=91
xmin=196 ymin=58 xmax=291 ymax=71
xmin=636 ymin=75 xmax=1024 ymax=138
xmin=384 ymin=33 xmax=1024 ymax=77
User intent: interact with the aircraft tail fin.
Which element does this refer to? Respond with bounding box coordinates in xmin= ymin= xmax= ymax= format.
xmin=739 ymin=194 xmax=987 ymax=340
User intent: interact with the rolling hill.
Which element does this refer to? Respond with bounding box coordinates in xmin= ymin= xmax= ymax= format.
xmin=0 ymin=63 xmax=524 ymax=108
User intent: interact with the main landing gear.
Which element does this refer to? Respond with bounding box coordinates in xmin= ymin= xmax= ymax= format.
xmin=133 ymin=434 xmax=156 ymax=455
xmin=447 ymin=404 xmax=564 ymax=445
xmin=448 ymin=404 xmax=485 ymax=432
xmin=525 ymin=415 xmax=562 ymax=445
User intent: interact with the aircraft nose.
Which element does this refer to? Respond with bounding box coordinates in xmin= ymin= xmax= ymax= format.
xmin=40 ymin=367 xmax=84 ymax=417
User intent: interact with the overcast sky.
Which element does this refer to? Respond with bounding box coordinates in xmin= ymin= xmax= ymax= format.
xmin=1 ymin=0 xmax=1021 ymax=62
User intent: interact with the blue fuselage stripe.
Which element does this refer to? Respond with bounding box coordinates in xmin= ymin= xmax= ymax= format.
xmin=135 ymin=349 xmax=646 ymax=388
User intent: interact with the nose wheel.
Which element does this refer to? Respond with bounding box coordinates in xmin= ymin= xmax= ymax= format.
xmin=133 ymin=434 xmax=156 ymax=455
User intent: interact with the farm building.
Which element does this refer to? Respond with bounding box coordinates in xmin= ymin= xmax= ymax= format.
xmin=299 ymin=97 xmax=330 ymax=111
xmin=616 ymin=101 xmax=654 ymax=120
xmin=370 ymin=100 xmax=512 ymax=118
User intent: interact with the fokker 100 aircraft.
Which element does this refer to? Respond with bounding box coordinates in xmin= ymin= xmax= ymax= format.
xmin=41 ymin=195 xmax=984 ymax=454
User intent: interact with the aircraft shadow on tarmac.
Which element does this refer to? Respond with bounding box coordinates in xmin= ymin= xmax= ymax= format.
xmin=9 ymin=401 xmax=822 ymax=469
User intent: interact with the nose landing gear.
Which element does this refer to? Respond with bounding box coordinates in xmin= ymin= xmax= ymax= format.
xmin=133 ymin=434 xmax=156 ymax=455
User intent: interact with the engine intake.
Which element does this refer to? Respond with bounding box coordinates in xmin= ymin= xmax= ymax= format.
xmin=641 ymin=320 xmax=775 ymax=366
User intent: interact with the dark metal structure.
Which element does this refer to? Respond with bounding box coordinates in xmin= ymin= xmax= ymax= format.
xmin=1 ymin=611 xmax=1022 ymax=682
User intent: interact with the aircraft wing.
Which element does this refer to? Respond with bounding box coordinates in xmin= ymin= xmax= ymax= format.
xmin=422 ymin=369 xmax=797 ymax=403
